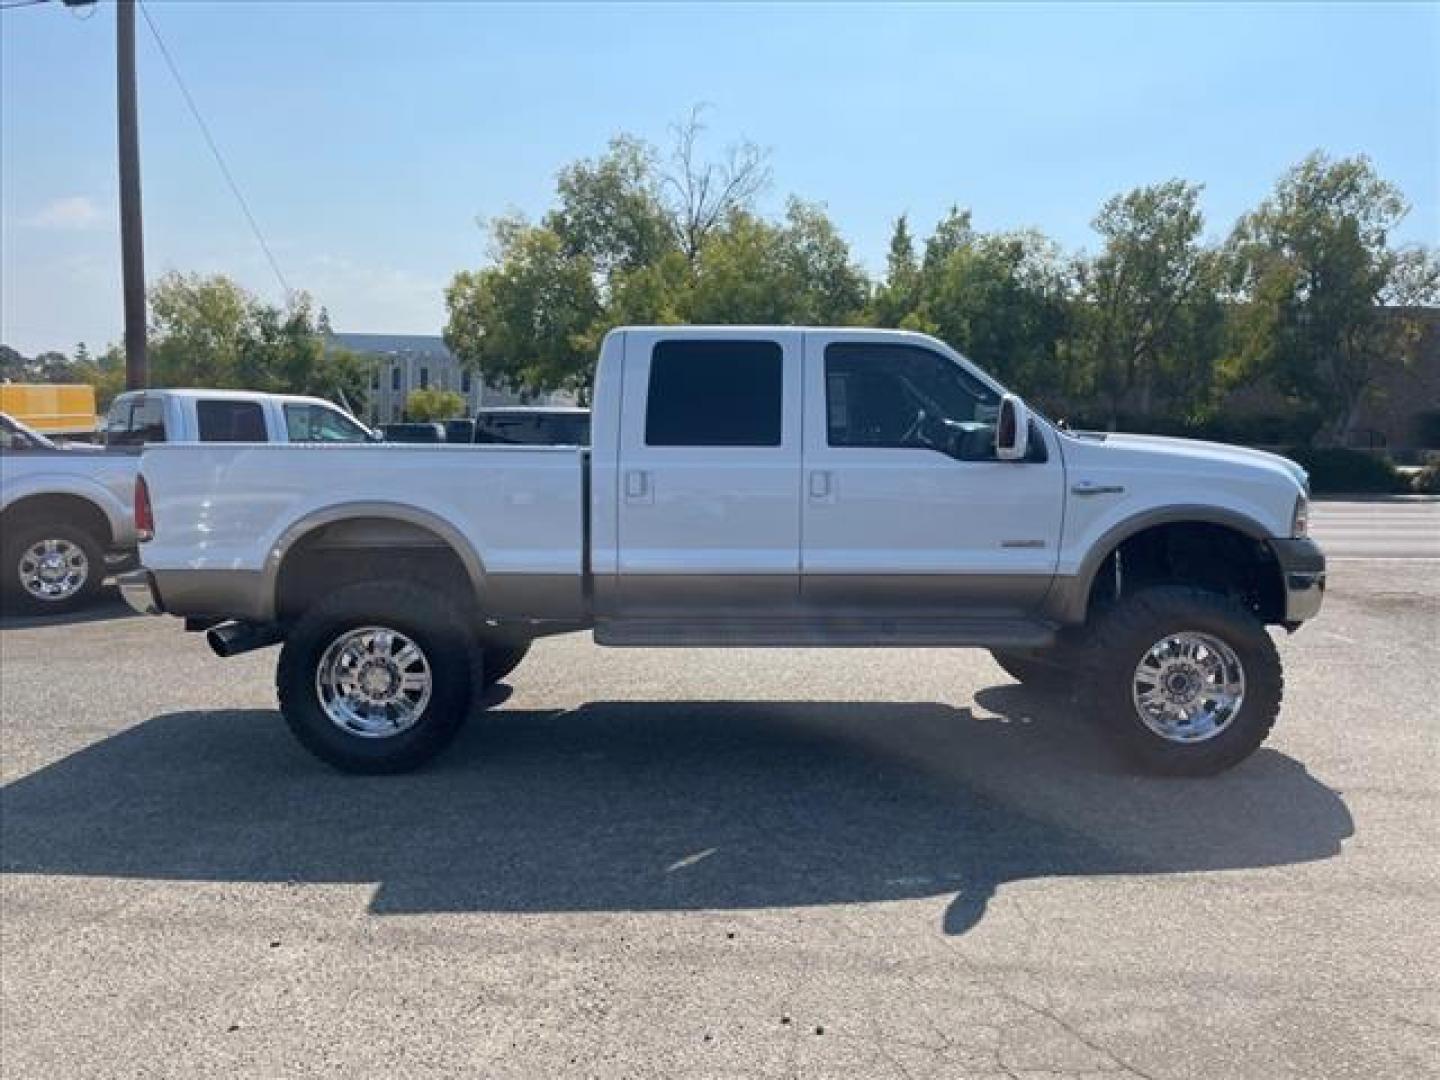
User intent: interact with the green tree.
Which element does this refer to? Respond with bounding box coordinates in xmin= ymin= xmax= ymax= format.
xmin=445 ymin=114 xmax=867 ymax=396
xmin=871 ymin=214 xmax=919 ymax=327
xmin=405 ymin=387 xmax=466 ymax=421
xmin=1074 ymin=180 xmax=1224 ymax=426
xmin=141 ymin=272 xmax=369 ymax=410
xmin=914 ymin=230 xmax=1074 ymax=401
xmin=544 ymin=135 xmax=676 ymax=274
xmin=444 ymin=226 xmax=603 ymax=395
xmin=1226 ymin=152 xmax=1440 ymax=444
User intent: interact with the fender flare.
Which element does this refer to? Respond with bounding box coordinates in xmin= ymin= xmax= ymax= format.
xmin=1046 ymin=504 xmax=1275 ymax=625
xmin=0 ymin=479 xmax=130 ymax=548
xmin=259 ymin=501 xmax=488 ymax=622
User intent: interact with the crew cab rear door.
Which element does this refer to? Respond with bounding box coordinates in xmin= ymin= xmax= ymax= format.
xmin=614 ymin=330 xmax=802 ymax=613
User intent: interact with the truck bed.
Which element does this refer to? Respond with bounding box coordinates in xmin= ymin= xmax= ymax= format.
xmin=140 ymin=442 xmax=588 ymax=620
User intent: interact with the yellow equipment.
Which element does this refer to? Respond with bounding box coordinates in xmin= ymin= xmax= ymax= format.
xmin=0 ymin=383 xmax=99 ymax=439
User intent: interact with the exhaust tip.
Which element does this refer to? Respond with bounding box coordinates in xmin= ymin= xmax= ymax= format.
xmin=206 ymin=621 xmax=281 ymax=658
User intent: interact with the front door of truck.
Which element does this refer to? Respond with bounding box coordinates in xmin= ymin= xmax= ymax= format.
xmin=615 ymin=330 xmax=803 ymax=613
xmin=799 ymin=333 xmax=1064 ymax=615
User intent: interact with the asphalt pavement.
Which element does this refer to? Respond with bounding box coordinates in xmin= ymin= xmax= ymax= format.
xmin=1 ymin=500 xmax=1436 ymax=1078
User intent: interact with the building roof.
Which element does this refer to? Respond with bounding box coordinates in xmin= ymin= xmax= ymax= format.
xmin=331 ymin=333 xmax=455 ymax=358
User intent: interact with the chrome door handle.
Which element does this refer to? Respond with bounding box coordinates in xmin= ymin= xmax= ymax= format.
xmin=809 ymin=470 xmax=832 ymax=499
xmin=1071 ymin=481 xmax=1125 ymax=496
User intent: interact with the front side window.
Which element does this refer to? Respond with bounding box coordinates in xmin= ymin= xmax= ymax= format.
xmin=285 ymin=403 xmax=370 ymax=443
xmin=825 ymin=343 xmax=1002 ymax=460
xmin=105 ymin=396 xmax=166 ymax=447
xmin=196 ymin=400 xmax=266 ymax=442
xmin=645 ymin=340 xmax=782 ymax=447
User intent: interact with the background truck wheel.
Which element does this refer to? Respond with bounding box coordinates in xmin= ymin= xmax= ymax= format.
xmin=480 ymin=641 xmax=530 ymax=687
xmin=2 ymin=522 xmax=105 ymax=615
xmin=1082 ymin=585 xmax=1283 ymax=776
xmin=990 ymin=648 xmax=1073 ymax=693
xmin=276 ymin=581 xmax=475 ymax=774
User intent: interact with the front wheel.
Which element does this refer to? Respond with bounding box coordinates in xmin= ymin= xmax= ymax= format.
xmin=276 ymin=581 xmax=475 ymax=773
xmin=1081 ymin=586 xmax=1283 ymax=776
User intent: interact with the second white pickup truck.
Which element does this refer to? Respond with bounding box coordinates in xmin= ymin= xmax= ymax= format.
xmin=122 ymin=327 xmax=1326 ymax=776
xmin=1 ymin=390 xmax=374 ymax=613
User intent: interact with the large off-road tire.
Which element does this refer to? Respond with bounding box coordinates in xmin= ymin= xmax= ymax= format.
xmin=2 ymin=521 xmax=105 ymax=615
xmin=480 ymin=641 xmax=530 ymax=687
xmin=1081 ymin=586 xmax=1283 ymax=776
xmin=990 ymin=648 xmax=1073 ymax=693
xmin=276 ymin=581 xmax=477 ymax=774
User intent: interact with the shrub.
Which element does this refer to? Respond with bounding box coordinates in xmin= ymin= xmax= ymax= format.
xmin=1285 ymin=447 xmax=1410 ymax=494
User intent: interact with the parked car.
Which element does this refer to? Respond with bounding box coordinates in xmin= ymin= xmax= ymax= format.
xmin=443 ymin=418 xmax=476 ymax=444
xmin=379 ymin=422 xmax=445 ymax=443
xmin=123 ymin=327 xmax=1325 ymax=777
xmin=1 ymin=390 xmax=371 ymax=613
xmin=473 ymin=406 xmax=590 ymax=446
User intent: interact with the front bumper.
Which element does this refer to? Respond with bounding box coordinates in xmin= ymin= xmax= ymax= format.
xmin=1270 ymin=537 xmax=1326 ymax=624
xmin=117 ymin=569 xmax=164 ymax=616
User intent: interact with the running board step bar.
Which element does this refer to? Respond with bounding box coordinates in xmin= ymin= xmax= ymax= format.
xmin=594 ymin=617 xmax=1056 ymax=649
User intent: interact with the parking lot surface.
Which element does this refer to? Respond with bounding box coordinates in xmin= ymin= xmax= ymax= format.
xmin=1 ymin=515 xmax=1436 ymax=1077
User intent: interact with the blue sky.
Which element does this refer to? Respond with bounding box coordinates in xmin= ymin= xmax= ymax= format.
xmin=2 ymin=1 xmax=1436 ymax=355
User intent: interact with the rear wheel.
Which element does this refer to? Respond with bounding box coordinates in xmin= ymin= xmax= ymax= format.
xmin=2 ymin=522 xmax=105 ymax=615
xmin=276 ymin=581 xmax=475 ymax=773
xmin=1082 ymin=586 xmax=1282 ymax=776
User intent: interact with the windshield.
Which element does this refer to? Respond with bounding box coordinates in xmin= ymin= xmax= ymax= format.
xmin=0 ymin=412 xmax=58 ymax=451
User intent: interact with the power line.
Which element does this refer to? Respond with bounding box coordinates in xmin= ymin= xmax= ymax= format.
xmin=137 ymin=0 xmax=293 ymax=298
xmin=0 ymin=0 xmax=54 ymax=12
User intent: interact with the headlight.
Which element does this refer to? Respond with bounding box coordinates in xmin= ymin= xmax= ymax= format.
xmin=1291 ymin=493 xmax=1309 ymax=538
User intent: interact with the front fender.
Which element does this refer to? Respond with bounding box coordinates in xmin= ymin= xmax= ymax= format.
xmin=1045 ymin=504 xmax=1275 ymax=625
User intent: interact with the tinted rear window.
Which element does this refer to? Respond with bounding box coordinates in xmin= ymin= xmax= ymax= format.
xmin=197 ymin=400 xmax=266 ymax=442
xmin=645 ymin=340 xmax=782 ymax=447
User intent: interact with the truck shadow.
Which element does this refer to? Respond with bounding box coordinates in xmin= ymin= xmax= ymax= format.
xmin=0 ymin=688 xmax=1353 ymax=935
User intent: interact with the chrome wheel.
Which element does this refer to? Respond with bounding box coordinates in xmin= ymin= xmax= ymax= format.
xmin=1131 ymin=631 xmax=1246 ymax=744
xmin=17 ymin=537 xmax=90 ymax=603
xmin=315 ymin=626 xmax=433 ymax=739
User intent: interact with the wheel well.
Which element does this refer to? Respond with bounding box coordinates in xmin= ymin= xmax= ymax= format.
xmin=1 ymin=494 xmax=114 ymax=550
xmin=1086 ymin=522 xmax=1285 ymax=625
xmin=274 ymin=517 xmax=476 ymax=624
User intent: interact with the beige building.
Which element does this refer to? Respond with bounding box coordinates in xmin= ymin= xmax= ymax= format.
xmin=333 ymin=333 xmax=574 ymax=424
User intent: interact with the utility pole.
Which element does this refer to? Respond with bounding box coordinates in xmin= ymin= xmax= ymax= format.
xmin=115 ymin=0 xmax=147 ymax=389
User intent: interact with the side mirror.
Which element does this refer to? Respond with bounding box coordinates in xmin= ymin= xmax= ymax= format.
xmin=995 ymin=394 xmax=1030 ymax=461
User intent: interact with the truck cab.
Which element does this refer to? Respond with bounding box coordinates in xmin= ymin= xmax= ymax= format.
xmin=587 ymin=328 xmax=1063 ymax=637
xmin=104 ymin=389 xmax=374 ymax=446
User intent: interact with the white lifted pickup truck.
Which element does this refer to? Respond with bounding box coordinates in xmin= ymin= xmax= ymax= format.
xmin=121 ymin=327 xmax=1325 ymax=776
